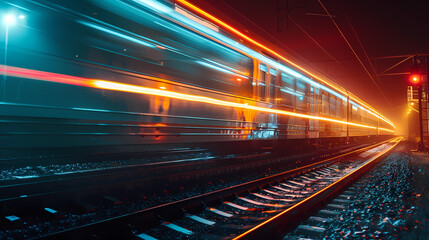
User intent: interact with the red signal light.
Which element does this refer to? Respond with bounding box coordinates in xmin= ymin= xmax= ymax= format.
xmin=410 ymin=74 xmax=421 ymax=85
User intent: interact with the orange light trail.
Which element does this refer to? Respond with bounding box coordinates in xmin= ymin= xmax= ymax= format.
xmin=91 ymin=80 xmax=394 ymax=133
xmin=1 ymin=65 xmax=393 ymax=133
xmin=175 ymin=0 xmax=395 ymax=129
xmin=156 ymin=45 xmax=166 ymax=50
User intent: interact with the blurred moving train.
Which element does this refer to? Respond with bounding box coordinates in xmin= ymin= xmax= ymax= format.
xmin=0 ymin=0 xmax=395 ymax=159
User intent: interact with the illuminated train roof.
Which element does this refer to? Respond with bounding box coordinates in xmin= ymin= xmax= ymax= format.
xmin=0 ymin=0 xmax=395 ymax=133
xmin=170 ymin=0 xmax=395 ymax=129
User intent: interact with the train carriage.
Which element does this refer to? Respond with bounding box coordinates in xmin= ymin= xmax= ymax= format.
xmin=0 ymin=0 xmax=395 ymax=159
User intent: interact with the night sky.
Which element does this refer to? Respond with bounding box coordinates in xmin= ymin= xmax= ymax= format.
xmin=188 ymin=0 xmax=429 ymax=134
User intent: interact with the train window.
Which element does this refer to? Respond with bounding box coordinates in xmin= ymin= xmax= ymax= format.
xmin=279 ymin=73 xmax=295 ymax=107
xmin=296 ymin=79 xmax=306 ymax=91
xmin=321 ymin=92 xmax=329 ymax=115
xmin=342 ymin=100 xmax=348 ymax=119
xmin=309 ymin=88 xmax=319 ymax=114
xmin=329 ymin=95 xmax=337 ymax=117
xmin=296 ymin=79 xmax=307 ymax=109
xmin=335 ymin=97 xmax=341 ymax=117
xmin=351 ymin=104 xmax=358 ymax=121
xmin=281 ymin=73 xmax=294 ymax=88
xmin=269 ymin=69 xmax=277 ymax=102
xmin=259 ymin=64 xmax=267 ymax=101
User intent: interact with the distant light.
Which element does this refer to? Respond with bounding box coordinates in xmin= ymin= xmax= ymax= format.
xmin=3 ymin=14 xmax=17 ymax=26
xmin=159 ymin=86 xmax=166 ymax=89
xmin=236 ymin=78 xmax=241 ymax=82
xmin=411 ymin=102 xmax=414 ymax=106
xmin=18 ymin=15 xmax=25 ymax=20
xmin=410 ymin=74 xmax=421 ymax=85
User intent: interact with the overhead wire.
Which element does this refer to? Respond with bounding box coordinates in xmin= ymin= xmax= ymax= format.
xmin=288 ymin=16 xmax=341 ymax=65
xmin=217 ymin=0 xmax=315 ymax=67
xmin=343 ymin=9 xmax=392 ymax=106
xmin=381 ymin=55 xmax=413 ymax=74
xmin=317 ymin=0 xmax=392 ymax=108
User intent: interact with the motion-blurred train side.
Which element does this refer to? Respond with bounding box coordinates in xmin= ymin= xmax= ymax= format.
xmin=0 ymin=0 xmax=395 ymax=159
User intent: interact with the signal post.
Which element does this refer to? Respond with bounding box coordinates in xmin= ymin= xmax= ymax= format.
xmin=409 ymin=57 xmax=426 ymax=151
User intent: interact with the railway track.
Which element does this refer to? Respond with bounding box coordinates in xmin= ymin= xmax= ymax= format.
xmin=28 ymin=137 xmax=401 ymax=239
xmin=285 ymin=140 xmax=413 ymax=240
xmin=234 ymin=137 xmax=402 ymax=240
xmin=0 ymin=142 xmax=370 ymax=239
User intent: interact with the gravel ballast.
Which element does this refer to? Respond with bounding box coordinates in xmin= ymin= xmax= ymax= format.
xmin=288 ymin=142 xmax=429 ymax=239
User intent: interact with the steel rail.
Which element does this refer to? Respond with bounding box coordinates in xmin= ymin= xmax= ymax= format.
xmin=233 ymin=137 xmax=402 ymax=239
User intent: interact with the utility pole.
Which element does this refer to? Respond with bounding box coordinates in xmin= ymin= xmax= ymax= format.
xmin=410 ymin=55 xmax=426 ymax=151
xmin=418 ymin=82 xmax=425 ymax=151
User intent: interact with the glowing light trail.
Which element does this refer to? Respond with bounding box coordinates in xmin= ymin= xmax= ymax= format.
xmin=78 ymin=21 xmax=156 ymax=48
xmin=175 ymin=0 xmax=395 ymax=129
xmin=0 ymin=65 xmax=394 ymax=133
xmin=92 ymin=80 xmax=393 ymax=132
xmin=128 ymin=0 xmax=392 ymax=127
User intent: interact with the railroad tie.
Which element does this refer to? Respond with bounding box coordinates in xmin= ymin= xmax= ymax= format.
xmin=332 ymin=198 xmax=351 ymax=204
xmin=162 ymin=222 xmax=193 ymax=236
xmin=224 ymin=201 xmax=249 ymax=211
xmin=308 ymin=216 xmax=332 ymax=225
xmin=252 ymin=193 xmax=295 ymax=203
xmin=207 ymin=208 xmax=233 ymax=218
xmin=317 ymin=209 xmax=340 ymax=218
xmin=238 ymin=197 xmax=284 ymax=207
xmin=338 ymin=194 xmax=353 ymax=200
xmin=296 ymin=225 xmax=326 ymax=238
xmin=135 ymin=233 xmax=158 ymax=240
xmin=273 ymin=185 xmax=294 ymax=193
xmin=326 ymin=204 xmax=346 ymax=211
xmin=186 ymin=215 xmax=215 ymax=226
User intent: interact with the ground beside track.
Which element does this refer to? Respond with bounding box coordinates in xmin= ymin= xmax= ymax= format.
xmin=406 ymin=148 xmax=429 ymax=239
